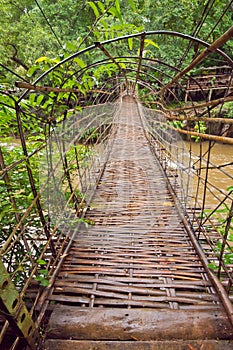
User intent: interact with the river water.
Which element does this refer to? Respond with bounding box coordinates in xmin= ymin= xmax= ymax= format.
xmin=186 ymin=141 xmax=233 ymax=208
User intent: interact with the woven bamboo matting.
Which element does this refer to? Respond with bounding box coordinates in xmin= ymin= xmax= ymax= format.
xmin=49 ymin=96 xmax=222 ymax=311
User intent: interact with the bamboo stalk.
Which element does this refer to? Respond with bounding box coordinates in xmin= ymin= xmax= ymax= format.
xmin=168 ymin=95 xmax=233 ymax=111
xmin=169 ymin=125 xmax=233 ymax=144
xmin=167 ymin=115 xmax=233 ymax=124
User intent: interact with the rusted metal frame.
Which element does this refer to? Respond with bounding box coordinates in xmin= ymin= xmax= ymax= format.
xmin=15 ymin=103 xmax=56 ymax=257
xmin=61 ymin=120 xmax=111 ymax=204
xmin=196 ymin=202 xmax=233 ymax=259
xmin=0 ymin=260 xmax=39 ymax=349
xmin=133 ymin=33 xmax=146 ymax=93
xmin=92 ymin=81 xmax=122 ymax=104
xmin=193 ymin=177 xmax=232 ymax=246
xmin=0 ymin=147 xmax=45 ymax=271
xmin=0 ymin=188 xmax=47 ymax=257
xmin=191 ymin=197 xmax=233 ymax=292
xmin=36 ymin=154 xmax=113 ymax=311
xmin=143 ymin=113 xmax=189 ymax=203
xmin=119 ymin=55 xmax=187 ymax=98
xmin=125 ymin=67 xmax=176 ymax=102
xmin=137 ymin=102 xmax=233 ymax=325
xmin=0 ymin=146 xmax=22 ymax=232
xmin=159 ymin=26 xmax=233 ymax=96
xmin=217 ymin=200 xmax=233 ymax=278
xmin=191 ymin=94 xmax=233 ymax=122
xmin=196 ymin=139 xmax=212 ymax=241
xmin=49 ymin=127 xmax=83 ymax=208
xmin=15 ymin=81 xmax=111 ymax=96
xmin=191 ymin=210 xmax=233 ymax=290
xmin=61 ymin=94 xmax=81 ymax=213
xmin=0 ymin=143 xmax=46 ymax=178
xmin=195 ymin=165 xmax=231 ymax=210
xmin=36 ymin=113 xmax=119 ymax=316
xmin=0 ymin=319 xmax=10 ymax=346
xmin=94 ymin=41 xmax=129 ymax=89
xmin=17 ymin=31 xmax=232 ymax=103
xmin=165 ymin=95 xmax=233 ymax=114
xmin=201 ymin=190 xmax=233 ymax=229
xmin=154 ymin=148 xmax=233 ymax=326
xmin=196 ymin=155 xmax=233 ymax=179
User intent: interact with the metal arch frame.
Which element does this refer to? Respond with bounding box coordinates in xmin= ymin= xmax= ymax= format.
xmin=17 ymin=55 xmax=216 ymax=108
xmin=67 ymin=56 xmax=219 ymax=109
xmin=17 ymin=29 xmax=233 ymax=102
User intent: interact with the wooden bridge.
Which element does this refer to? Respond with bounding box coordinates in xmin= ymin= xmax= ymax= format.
xmin=44 ymin=96 xmax=233 ymax=349
xmin=1 ymin=30 xmax=233 ymax=350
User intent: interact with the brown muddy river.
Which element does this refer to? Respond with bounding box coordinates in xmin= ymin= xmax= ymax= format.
xmin=187 ymin=141 xmax=233 ymax=208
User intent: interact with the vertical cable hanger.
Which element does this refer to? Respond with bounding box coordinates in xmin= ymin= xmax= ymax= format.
xmin=34 ymin=0 xmax=64 ymax=49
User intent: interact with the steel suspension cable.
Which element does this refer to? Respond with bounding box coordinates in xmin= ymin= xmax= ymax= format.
xmin=0 ymin=63 xmax=29 ymax=83
xmin=178 ymin=0 xmax=216 ymax=67
xmin=205 ymin=0 xmax=233 ymax=42
xmin=34 ymin=0 xmax=63 ymax=49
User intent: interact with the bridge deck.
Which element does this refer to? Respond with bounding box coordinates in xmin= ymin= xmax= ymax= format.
xmin=45 ymin=97 xmax=233 ymax=348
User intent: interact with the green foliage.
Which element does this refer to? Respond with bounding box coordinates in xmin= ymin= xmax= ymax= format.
xmin=169 ymin=120 xmax=184 ymax=129
xmin=204 ymin=201 xmax=233 ymax=271
xmin=0 ymin=93 xmax=17 ymax=137
xmin=35 ymin=260 xmax=49 ymax=286
xmin=0 ymin=144 xmax=40 ymax=225
xmin=192 ymin=121 xmax=207 ymax=142
xmin=225 ymin=102 xmax=233 ymax=119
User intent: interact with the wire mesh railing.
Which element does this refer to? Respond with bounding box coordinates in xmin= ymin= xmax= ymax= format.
xmin=140 ymin=104 xmax=233 ymax=299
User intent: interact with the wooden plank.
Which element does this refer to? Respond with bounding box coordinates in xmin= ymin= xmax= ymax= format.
xmin=47 ymin=306 xmax=233 ymax=341
xmin=44 ymin=339 xmax=233 ymax=350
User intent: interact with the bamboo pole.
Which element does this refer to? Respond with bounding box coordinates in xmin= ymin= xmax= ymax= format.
xmin=167 ymin=115 xmax=233 ymax=124
xmin=168 ymin=95 xmax=233 ymax=111
xmin=169 ymin=124 xmax=233 ymax=144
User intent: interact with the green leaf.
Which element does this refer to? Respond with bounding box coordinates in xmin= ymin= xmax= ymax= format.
xmin=97 ymin=1 xmax=105 ymax=13
xmin=100 ymin=19 xmax=108 ymax=30
xmin=208 ymin=262 xmax=218 ymax=270
xmin=128 ymin=0 xmax=136 ymax=11
xmin=108 ymin=7 xmax=123 ymax=23
xmin=35 ymin=56 xmax=48 ymax=63
xmin=27 ymin=65 xmax=39 ymax=77
xmin=38 ymin=269 xmax=49 ymax=276
xmin=37 ymin=259 xmax=47 ymax=265
xmin=36 ymin=95 xmax=44 ymax=105
xmin=227 ymin=186 xmax=233 ymax=192
xmin=128 ymin=37 xmax=133 ymax=50
xmin=40 ymin=279 xmax=50 ymax=287
xmin=115 ymin=0 xmax=121 ymax=13
xmin=88 ymin=1 xmax=99 ymax=18
xmin=65 ymin=42 xmax=77 ymax=52
xmin=144 ymin=39 xmax=160 ymax=49
xmin=74 ymin=57 xmax=86 ymax=69
xmin=29 ymin=93 xmax=36 ymax=104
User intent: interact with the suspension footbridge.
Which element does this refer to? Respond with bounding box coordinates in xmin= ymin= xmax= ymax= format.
xmin=0 ymin=29 xmax=233 ymax=349
xmin=44 ymin=96 xmax=233 ymax=349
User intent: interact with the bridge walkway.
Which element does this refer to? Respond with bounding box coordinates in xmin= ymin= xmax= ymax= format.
xmin=45 ymin=96 xmax=233 ymax=349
